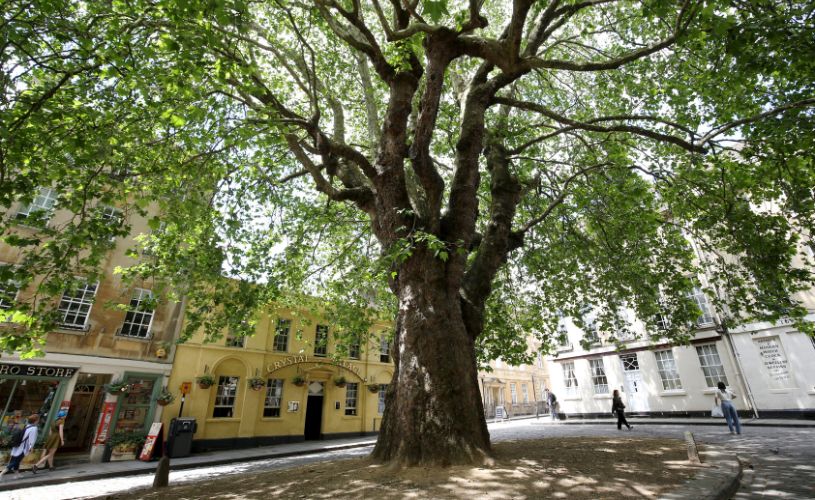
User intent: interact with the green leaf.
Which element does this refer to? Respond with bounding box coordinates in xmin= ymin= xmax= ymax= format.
xmin=422 ymin=0 xmax=449 ymax=23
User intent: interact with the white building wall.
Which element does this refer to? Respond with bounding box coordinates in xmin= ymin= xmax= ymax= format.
xmin=729 ymin=318 xmax=815 ymax=417
xmin=548 ymin=328 xmax=745 ymax=417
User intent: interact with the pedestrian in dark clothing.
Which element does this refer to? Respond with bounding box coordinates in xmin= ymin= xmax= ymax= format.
xmin=611 ymin=390 xmax=632 ymax=430
xmin=546 ymin=389 xmax=558 ymax=421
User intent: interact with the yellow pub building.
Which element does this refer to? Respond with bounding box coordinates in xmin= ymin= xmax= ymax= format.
xmin=161 ymin=308 xmax=395 ymax=450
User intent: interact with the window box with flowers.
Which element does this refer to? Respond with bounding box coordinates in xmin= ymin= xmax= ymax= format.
xmin=108 ymin=431 xmax=147 ymax=461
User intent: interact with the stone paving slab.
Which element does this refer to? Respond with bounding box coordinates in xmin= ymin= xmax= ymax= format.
xmin=660 ymin=447 xmax=742 ymax=500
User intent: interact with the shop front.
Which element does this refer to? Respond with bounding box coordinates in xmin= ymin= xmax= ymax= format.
xmin=108 ymin=372 xmax=162 ymax=434
xmin=1 ymin=354 xmax=172 ymax=463
xmin=0 ymin=362 xmax=77 ymax=465
xmin=92 ymin=372 xmax=163 ymax=462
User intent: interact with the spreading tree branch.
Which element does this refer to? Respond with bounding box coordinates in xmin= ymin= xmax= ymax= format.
xmin=494 ymin=97 xmax=705 ymax=153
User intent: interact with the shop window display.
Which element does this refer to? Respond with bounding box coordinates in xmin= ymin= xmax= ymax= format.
xmin=113 ymin=376 xmax=156 ymax=434
xmin=0 ymin=379 xmax=60 ymax=441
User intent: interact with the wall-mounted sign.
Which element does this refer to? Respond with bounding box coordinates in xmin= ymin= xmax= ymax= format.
xmin=180 ymin=382 xmax=192 ymax=395
xmin=267 ymin=355 xmax=365 ymax=380
xmin=287 ymin=401 xmax=300 ymax=412
xmin=755 ymin=336 xmax=794 ymax=389
xmin=0 ymin=362 xmax=79 ymax=379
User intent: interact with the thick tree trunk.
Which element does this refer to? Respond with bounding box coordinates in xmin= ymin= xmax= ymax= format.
xmin=372 ymin=252 xmax=491 ymax=466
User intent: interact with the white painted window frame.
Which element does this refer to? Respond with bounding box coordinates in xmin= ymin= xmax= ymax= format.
xmin=263 ymin=379 xmax=284 ymax=417
xmin=654 ymin=349 xmax=683 ymax=390
xmin=695 ymin=344 xmax=728 ymax=387
xmin=118 ymin=288 xmax=155 ymax=339
xmin=563 ymin=362 xmax=578 ymax=396
xmin=345 ymin=382 xmax=359 ymax=416
xmin=589 ymin=358 xmax=609 ymax=394
xmin=57 ymin=279 xmax=98 ymax=330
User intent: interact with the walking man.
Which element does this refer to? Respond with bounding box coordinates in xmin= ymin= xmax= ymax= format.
xmin=546 ymin=389 xmax=558 ymax=421
xmin=0 ymin=414 xmax=39 ymax=481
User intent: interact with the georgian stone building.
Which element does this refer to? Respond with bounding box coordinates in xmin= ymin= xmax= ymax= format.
xmin=0 ymin=187 xmax=184 ymax=462
xmin=480 ymin=352 xmax=550 ymax=420
xmin=546 ymin=278 xmax=815 ymax=420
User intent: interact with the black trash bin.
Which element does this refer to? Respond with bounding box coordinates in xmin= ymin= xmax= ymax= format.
xmin=167 ymin=417 xmax=197 ymax=458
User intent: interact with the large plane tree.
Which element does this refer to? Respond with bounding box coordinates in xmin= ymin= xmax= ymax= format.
xmin=1 ymin=0 xmax=814 ymax=466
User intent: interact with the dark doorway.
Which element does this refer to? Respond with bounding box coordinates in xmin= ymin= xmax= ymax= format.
xmin=63 ymin=373 xmax=109 ymax=452
xmin=304 ymin=381 xmax=324 ymax=440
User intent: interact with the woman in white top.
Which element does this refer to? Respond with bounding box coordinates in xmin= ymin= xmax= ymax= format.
xmin=714 ymin=381 xmax=741 ymax=435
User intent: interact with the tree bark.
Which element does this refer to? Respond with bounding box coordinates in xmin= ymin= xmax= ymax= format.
xmin=372 ymin=249 xmax=491 ymax=466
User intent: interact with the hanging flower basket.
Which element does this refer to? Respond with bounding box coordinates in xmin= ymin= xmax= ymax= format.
xmin=367 ymin=384 xmax=381 ymax=393
xmin=196 ymin=374 xmax=215 ymax=389
xmin=248 ymin=377 xmax=266 ymax=391
xmin=292 ymin=375 xmax=306 ymax=387
xmin=156 ymin=387 xmax=175 ymax=406
xmin=104 ymin=379 xmax=131 ymax=395
xmin=333 ymin=376 xmax=347 ymax=388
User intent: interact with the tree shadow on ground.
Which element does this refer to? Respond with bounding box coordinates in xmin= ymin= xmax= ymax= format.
xmin=107 ymin=437 xmax=702 ymax=499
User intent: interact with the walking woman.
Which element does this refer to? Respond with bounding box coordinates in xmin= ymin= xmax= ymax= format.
xmin=611 ymin=390 xmax=633 ymax=430
xmin=714 ymin=381 xmax=741 ymax=435
xmin=32 ymin=417 xmax=64 ymax=473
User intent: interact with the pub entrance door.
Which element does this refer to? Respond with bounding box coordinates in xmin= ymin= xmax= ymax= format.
xmin=304 ymin=381 xmax=324 ymax=441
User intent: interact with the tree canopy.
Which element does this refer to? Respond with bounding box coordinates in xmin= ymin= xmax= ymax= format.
xmin=1 ymin=1 xmax=814 ymax=463
xmin=3 ymin=0 xmax=813 ymax=356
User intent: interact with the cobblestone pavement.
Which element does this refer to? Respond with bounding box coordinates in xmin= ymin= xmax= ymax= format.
xmin=3 ymin=419 xmax=813 ymax=499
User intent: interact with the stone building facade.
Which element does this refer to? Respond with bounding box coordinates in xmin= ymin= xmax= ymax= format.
xmin=0 ymin=188 xmax=184 ymax=462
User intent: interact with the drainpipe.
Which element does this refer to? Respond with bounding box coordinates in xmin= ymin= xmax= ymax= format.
xmin=689 ymin=236 xmax=760 ymax=419
xmin=718 ymin=320 xmax=759 ymax=419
